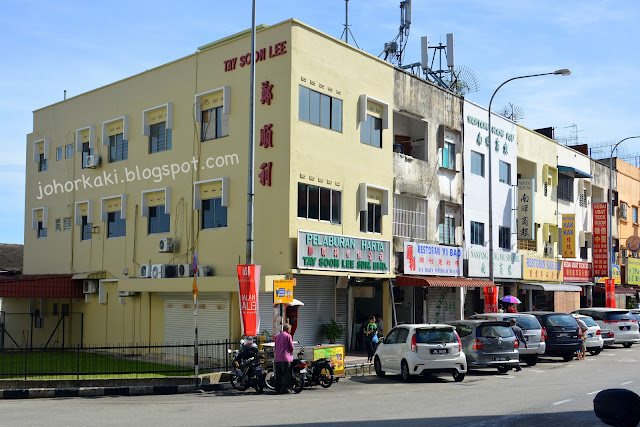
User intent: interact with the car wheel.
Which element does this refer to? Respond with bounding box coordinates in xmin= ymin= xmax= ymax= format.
xmin=589 ymin=348 xmax=602 ymax=356
xmin=400 ymin=360 xmax=411 ymax=382
xmin=452 ymin=370 xmax=465 ymax=382
xmin=374 ymin=357 xmax=385 ymax=377
xmin=622 ymin=343 xmax=633 ymax=348
xmin=497 ymin=366 xmax=510 ymax=374
xmin=525 ymin=356 xmax=538 ymax=366
xmin=562 ymin=353 xmax=574 ymax=362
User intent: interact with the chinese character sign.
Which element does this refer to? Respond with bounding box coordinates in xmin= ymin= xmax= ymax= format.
xmin=592 ymin=203 xmax=609 ymax=277
xmin=517 ymin=179 xmax=535 ymax=240
xmin=403 ymin=242 xmax=462 ymax=276
xmin=562 ymin=214 xmax=576 ymax=258
xmin=237 ymin=264 xmax=261 ymax=336
xmin=626 ymin=258 xmax=640 ymax=285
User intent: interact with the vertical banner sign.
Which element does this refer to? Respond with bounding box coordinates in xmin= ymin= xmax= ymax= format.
xmin=605 ymin=278 xmax=616 ymax=308
xmin=237 ymin=264 xmax=261 ymax=336
xmin=562 ymin=214 xmax=576 ymax=258
xmin=484 ymin=286 xmax=498 ymax=313
xmin=592 ymin=203 xmax=609 ymax=277
xmin=517 ymin=179 xmax=535 ymax=240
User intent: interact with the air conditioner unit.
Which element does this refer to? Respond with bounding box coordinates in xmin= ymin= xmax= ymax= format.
xmin=177 ymin=263 xmax=194 ymax=278
xmin=159 ymin=237 xmax=175 ymax=253
xmin=85 ymin=154 xmax=101 ymax=168
xmin=118 ymin=291 xmax=139 ymax=297
xmin=140 ymin=264 xmax=151 ymax=278
xmin=197 ymin=265 xmax=212 ymax=277
xmin=83 ymin=280 xmax=98 ymax=294
xmin=544 ymin=244 xmax=554 ymax=257
xmin=151 ymin=264 xmax=178 ymax=279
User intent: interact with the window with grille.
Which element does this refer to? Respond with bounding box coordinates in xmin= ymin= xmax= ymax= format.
xmin=149 ymin=122 xmax=172 ymax=154
xmin=579 ymin=189 xmax=587 ymax=207
xmin=620 ymin=202 xmax=628 ymax=220
xmin=109 ymin=133 xmax=128 ymax=162
xmin=470 ymin=221 xmax=484 ymax=246
xmin=55 ymin=219 xmax=61 ymax=232
xmin=63 ymin=217 xmax=72 ymax=231
xmin=558 ymin=173 xmax=574 ymax=202
xmin=543 ymin=181 xmax=548 ymax=196
xmin=499 ymin=226 xmax=511 ymax=250
xmin=439 ymin=215 xmax=455 ymax=245
xmin=393 ymin=195 xmax=427 ymax=239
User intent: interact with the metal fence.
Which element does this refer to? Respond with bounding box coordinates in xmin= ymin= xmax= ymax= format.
xmin=0 ymin=312 xmax=83 ymax=349
xmin=0 ymin=340 xmax=243 ymax=379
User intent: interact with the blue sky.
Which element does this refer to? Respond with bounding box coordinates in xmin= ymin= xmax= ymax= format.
xmin=1 ymin=0 xmax=639 ymax=243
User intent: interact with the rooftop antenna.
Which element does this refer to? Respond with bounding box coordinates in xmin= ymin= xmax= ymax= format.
xmin=341 ymin=0 xmax=360 ymax=48
xmin=379 ymin=0 xmax=411 ymax=66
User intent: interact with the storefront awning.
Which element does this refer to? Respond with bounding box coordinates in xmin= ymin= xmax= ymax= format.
xmin=558 ymin=165 xmax=592 ymax=179
xmin=396 ymin=276 xmax=494 ymax=287
xmin=519 ymin=282 xmax=582 ymax=292
xmin=0 ymin=274 xmax=82 ymax=298
xmin=71 ymin=271 xmax=107 ymax=280
xmin=593 ymin=285 xmax=638 ymax=294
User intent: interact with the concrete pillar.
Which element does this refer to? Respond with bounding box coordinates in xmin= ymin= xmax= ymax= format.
xmin=382 ymin=280 xmax=392 ymax=335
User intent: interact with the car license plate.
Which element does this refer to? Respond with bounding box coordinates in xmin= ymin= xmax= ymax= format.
xmin=620 ymin=326 xmax=629 ymax=331
xmin=493 ymin=357 xmax=509 ymax=361
xmin=588 ymin=333 xmax=594 ymax=337
xmin=430 ymin=349 xmax=449 ymax=355
xmin=300 ymin=368 xmax=308 ymax=373
xmin=556 ymin=333 xmax=569 ymax=337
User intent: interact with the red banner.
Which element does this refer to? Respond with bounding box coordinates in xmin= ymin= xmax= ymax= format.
xmin=562 ymin=261 xmax=592 ymax=282
xmin=237 ymin=264 xmax=261 ymax=336
xmin=592 ymin=203 xmax=609 ymax=277
xmin=484 ymin=286 xmax=498 ymax=313
xmin=605 ymin=278 xmax=616 ymax=308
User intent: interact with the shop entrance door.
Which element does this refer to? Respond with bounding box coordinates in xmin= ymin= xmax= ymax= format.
xmin=413 ymin=287 xmax=426 ymax=323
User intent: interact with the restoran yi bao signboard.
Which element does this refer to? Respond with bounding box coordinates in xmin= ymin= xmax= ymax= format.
xmin=404 ymin=242 xmax=461 ymax=276
xmin=297 ymin=231 xmax=391 ymax=274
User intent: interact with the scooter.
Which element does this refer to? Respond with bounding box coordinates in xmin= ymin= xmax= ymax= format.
xmin=227 ymin=340 xmax=265 ymax=394
xmin=264 ymin=350 xmax=308 ymax=393
xmin=305 ymin=353 xmax=335 ymax=388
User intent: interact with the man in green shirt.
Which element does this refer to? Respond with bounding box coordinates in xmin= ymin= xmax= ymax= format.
xmin=364 ymin=315 xmax=378 ymax=363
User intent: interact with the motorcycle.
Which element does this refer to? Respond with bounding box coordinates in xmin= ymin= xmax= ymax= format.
xmin=264 ymin=350 xmax=308 ymax=393
xmin=227 ymin=340 xmax=265 ymax=393
xmin=306 ymin=355 xmax=335 ymax=388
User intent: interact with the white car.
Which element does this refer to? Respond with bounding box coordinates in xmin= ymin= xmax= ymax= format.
xmin=573 ymin=308 xmax=640 ymax=347
xmin=572 ymin=314 xmax=604 ymax=355
xmin=373 ymin=324 xmax=467 ymax=382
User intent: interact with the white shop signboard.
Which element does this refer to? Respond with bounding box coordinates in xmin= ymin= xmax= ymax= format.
xmin=404 ymin=242 xmax=462 ymax=276
xmin=467 ymin=248 xmax=522 ymax=279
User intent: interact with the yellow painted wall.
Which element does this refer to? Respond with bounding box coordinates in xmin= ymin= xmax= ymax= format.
xmin=616 ymin=159 xmax=640 ymax=252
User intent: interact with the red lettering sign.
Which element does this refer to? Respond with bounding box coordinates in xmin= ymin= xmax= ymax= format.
xmin=484 ymin=287 xmax=498 ymax=313
xmin=593 ymin=203 xmax=609 ymax=277
xmin=237 ymin=264 xmax=261 ymax=336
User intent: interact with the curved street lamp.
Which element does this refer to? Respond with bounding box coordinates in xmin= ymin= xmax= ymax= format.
xmin=487 ymin=69 xmax=571 ymax=291
xmin=608 ymin=136 xmax=640 ymax=280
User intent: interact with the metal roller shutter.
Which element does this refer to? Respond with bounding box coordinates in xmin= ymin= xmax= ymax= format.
xmin=258 ymin=292 xmax=277 ymax=338
xmin=291 ymin=275 xmax=337 ymax=346
xmin=164 ymin=294 xmax=229 ymax=344
xmin=426 ymin=287 xmax=458 ymax=323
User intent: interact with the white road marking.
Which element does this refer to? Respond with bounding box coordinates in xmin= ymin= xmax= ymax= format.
xmin=553 ymin=399 xmax=572 ymax=405
xmin=587 ymin=390 xmax=602 ymax=395
xmin=530 ymin=369 xmax=544 ymax=373
xmin=621 ymin=381 xmax=633 ymax=385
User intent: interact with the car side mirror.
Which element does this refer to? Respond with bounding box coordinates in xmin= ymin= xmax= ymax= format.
xmin=379 ymin=337 xmax=385 ymax=343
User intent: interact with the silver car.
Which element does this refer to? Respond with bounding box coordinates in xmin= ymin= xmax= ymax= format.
xmin=573 ymin=308 xmax=640 ymax=347
xmin=447 ymin=320 xmax=519 ymax=373
xmin=467 ymin=313 xmax=545 ymax=366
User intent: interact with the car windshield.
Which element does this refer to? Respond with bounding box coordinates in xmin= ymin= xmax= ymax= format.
xmin=415 ymin=329 xmax=456 ymax=344
xmin=606 ymin=311 xmax=634 ymax=321
xmin=578 ymin=317 xmax=598 ymax=327
xmin=546 ymin=314 xmax=578 ymax=328
xmin=506 ymin=316 xmax=540 ymax=330
xmin=478 ymin=325 xmax=512 ymax=338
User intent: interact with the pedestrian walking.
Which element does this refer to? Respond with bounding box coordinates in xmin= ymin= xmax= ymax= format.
xmin=509 ymin=319 xmax=527 ymax=372
xmin=576 ymin=318 xmax=589 ymax=360
xmin=364 ymin=315 xmax=378 ymax=363
xmin=274 ymin=323 xmax=294 ymax=394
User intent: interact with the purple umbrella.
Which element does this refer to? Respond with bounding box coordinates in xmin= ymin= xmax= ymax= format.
xmin=501 ymin=295 xmax=521 ymax=304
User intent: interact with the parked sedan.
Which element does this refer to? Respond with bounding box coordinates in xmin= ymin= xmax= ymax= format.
xmin=521 ymin=312 xmax=582 ymax=362
xmin=572 ymin=314 xmax=604 ymax=355
xmin=467 ymin=313 xmax=545 ymax=366
xmin=373 ymin=324 xmax=467 ymax=382
xmin=447 ymin=320 xmax=519 ymax=373
xmin=601 ymin=328 xmax=616 ymax=347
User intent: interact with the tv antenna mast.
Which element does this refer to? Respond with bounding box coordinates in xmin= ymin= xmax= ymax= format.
xmin=341 ymin=0 xmax=360 ymax=48
xmin=380 ymin=0 xmax=412 ymax=67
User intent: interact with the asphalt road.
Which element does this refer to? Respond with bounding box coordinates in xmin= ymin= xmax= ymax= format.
xmin=2 ymin=345 xmax=639 ymax=426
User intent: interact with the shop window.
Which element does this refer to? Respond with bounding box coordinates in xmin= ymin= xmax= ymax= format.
xmin=471 ymin=151 xmax=484 ymax=177
xmin=361 ymin=202 xmax=382 ymax=234
xmin=148 ymin=205 xmax=170 ymax=234
xmin=499 ymin=226 xmax=511 ymax=250
xmin=558 ymin=173 xmax=574 ymax=202
xmin=299 ymin=86 xmax=342 ymax=132
xmin=201 ymin=197 xmax=227 ymax=230
xmin=298 ymin=183 xmax=341 ymax=224
xmin=393 ymin=195 xmax=427 ymax=239
xmin=107 ymin=211 xmax=126 ymax=238
xmin=470 ymin=221 xmax=485 ymax=246
xmin=499 ymin=161 xmax=511 ymax=185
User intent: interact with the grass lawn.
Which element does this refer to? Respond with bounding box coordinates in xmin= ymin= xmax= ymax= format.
xmin=0 ymin=350 xmax=200 ymax=379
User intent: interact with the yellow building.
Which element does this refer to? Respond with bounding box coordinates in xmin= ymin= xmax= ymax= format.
xmin=15 ymin=20 xmax=396 ymax=347
xmin=614 ymin=158 xmax=640 ymax=301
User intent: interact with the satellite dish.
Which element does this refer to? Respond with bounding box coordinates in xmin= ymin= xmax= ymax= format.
xmin=449 ymin=65 xmax=479 ymax=96
xmin=500 ymin=103 xmax=525 ymax=122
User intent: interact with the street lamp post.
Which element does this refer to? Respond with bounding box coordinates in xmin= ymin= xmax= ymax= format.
xmin=487 ymin=69 xmax=571 ymax=300
xmin=608 ymin=137 xmax=640 ymax=281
